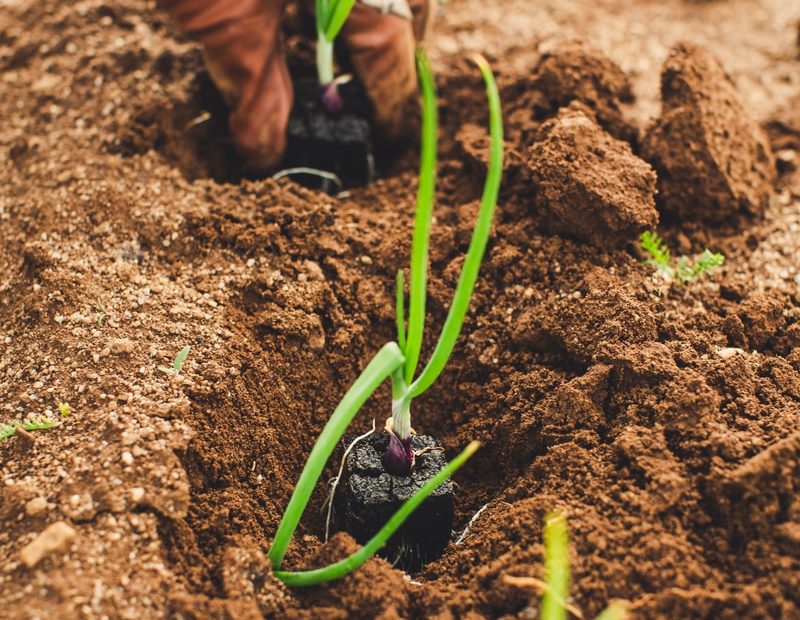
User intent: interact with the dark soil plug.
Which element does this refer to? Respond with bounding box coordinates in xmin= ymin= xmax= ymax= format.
xmin=527 ymin=102 xmax=659 ymax=248
xmin=282 ymin=79 xmax=374 ymax=192
xmin=641 ymin=43 xmax=775 ymax=224
xmin=333 ymin=433 xmax=454 ymax=572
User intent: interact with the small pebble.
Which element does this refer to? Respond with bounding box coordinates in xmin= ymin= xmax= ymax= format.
xmin=25 ymin=497 xmax=50 ymax=517
xmin=20 ymin=521 xmax=76 ymax=568
xmin=110 ymin=338 xmax=135 ymax=355
xmin=717 ymin=347 xmax=745 ymax=359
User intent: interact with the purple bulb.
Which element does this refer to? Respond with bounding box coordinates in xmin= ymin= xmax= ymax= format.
xmin=321 ymin=82 xmax=344 ymax=116
xmin=385 ymin=431 xmax=415 ymax=476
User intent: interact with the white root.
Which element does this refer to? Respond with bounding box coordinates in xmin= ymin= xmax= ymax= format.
xmin=455 ymin=501 xmax=491 ymax=545
xmin=323 ymin=419 xmax=376 ymax=542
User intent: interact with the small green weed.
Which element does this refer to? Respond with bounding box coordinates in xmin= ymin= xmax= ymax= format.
xmin=0 ymin=418 xmax=59 ymax=442
xmin=158 ymin=345 xmax=191 ymax=376
xmin=95 ymin=302 xmax=107 ymax=327
xmin=641 ymin=231 xmax=724 ymax=285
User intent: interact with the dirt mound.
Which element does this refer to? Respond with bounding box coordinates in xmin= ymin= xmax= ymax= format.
xmin=530 ymin=40 xmax=637 ymax=142
xmin=504 ymin=40 xmax=637 ymax=150
xmin=514 ymin=268 xmax=658 ymax=364
xmin=642 ymin=43 xmax=776 ymax=225
xmin=527 ymin=103 xmax=658 ymax=247
xmin=504 ymin=41 xmax=638 ymax=143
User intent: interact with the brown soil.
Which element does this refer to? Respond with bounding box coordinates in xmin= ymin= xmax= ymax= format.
xmin=1 ymin=0 xmax=800 ymax=619
xmin=641 ymin=43 xmax=776 ymax=225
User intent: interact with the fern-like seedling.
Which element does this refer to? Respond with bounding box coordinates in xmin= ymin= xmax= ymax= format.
xmin=0 ymin=418 xmax=59 ymax=442
xmin=640 ymin=230 xmax=672 ymax=277
xmin=641 ymin=231 xmax=724 ymax=285
xmin=674 ymin=249 xmax=725 ymax=285
xmin=158 ymin=345 xmax=191 ymax=376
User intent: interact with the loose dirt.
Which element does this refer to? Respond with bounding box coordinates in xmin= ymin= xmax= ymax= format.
xmin=1 ymin=0 xmax=799 ymax=618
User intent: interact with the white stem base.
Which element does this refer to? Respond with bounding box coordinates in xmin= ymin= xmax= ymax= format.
xmin=316 ymin=35 xmax=334 ymax=86
xmin=391 ymin=396 xmax=411 ymax=440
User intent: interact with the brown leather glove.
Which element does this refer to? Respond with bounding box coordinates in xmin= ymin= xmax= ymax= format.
xmin=159 ymin=0 xmax=292 ymax=171
xmin=159 ymin=0 xmax=433 ymax=172
xmin=340 ymin=0 xmax=433 ymax=143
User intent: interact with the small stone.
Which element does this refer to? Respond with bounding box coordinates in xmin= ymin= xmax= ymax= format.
xmin=109 ymin=338 xmax=135 ymax=355
xmin=25 ymin=497 xmax=50 ymax=517
xmin=121 ymin=451 xmax=134 ymax=465
xmin=304 ymin=260 xmax=325 ymax=281
xmin=20 ymin=521 xmax=76 ymax=568
xmin=717 ymin=347 xmax=745 ymax=359
xmin=122 ymin=431 xmax=140 ymax=446
xmin=130 ymin=487 xmax=145 ymax=503
xmin=775 ymin=149 xmax=796 ymax=174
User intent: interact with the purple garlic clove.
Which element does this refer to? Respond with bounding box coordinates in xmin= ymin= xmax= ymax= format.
xmin=385 ymin=431 xmax=415 ymax=476
xmin=321 ymin=81 xmax=344 ymax=116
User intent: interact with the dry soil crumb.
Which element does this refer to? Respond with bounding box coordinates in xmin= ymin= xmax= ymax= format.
xmin=527 ymin=103 xmax=659 ymax=247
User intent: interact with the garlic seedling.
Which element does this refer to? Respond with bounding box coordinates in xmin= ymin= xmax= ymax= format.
xmin=267 ymin=49 xmax=504 ymax=585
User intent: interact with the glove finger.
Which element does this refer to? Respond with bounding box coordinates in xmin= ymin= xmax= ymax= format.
xmin=160 ymin=0 xmax=292 ymax=172
xmin=228 ymin=38 xmax=293 ymax=173
xmin=340 ymin=3 xmax=417 ymax=142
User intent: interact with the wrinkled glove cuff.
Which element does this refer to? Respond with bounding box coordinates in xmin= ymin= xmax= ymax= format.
xmin=358 ymin=0 xmax=412 ymax=21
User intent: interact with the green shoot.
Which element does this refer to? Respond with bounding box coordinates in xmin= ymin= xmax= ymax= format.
xmin=95 ymin=302 xmax=107 ymax=327
xmin=158 ymin=345 xmax=191 ymax=376
xmin=403 ymin=48 xmax=438 ymax=384
xmin=640 ymin=231 xmax=724 ymax=286
xmin=542 ymin=513 xmax=631 ymax=620
xmin=640 ymin=230 xmax=671 ymax=277
xmin=408 ymin=53 xmax=503 ymax=398
xmin=0 ymin=418 xmax=59 ymax=442
xmin=594 ymin=602 xmax=630 ymax=620
xmin=674 ymin=249 xmax=725 ymax=285
xmin=57 ymin=402 xmax=71 ymax=418
xmin=274 ymin=440 xmax=480 ymax=586
xmin=386 ymin=49 xmax=503 ymax=474
xmin=268 ymin=343 xmax=405 ymax=569
xmin=541 ymin=512 xmax=570 ymax=620
xmin=506 ymin=512 xmax=630 ymax=620
xmin=315 ymin=0 xmax=357 ymax=86
xmin=321 ymin=0 xmax=357 ymax=42
xmin=395 ymin=270 xmax=407 ymax=351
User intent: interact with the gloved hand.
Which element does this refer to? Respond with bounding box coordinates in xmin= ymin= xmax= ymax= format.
xmin=158 ymin=0 xmax=433 ymax=172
